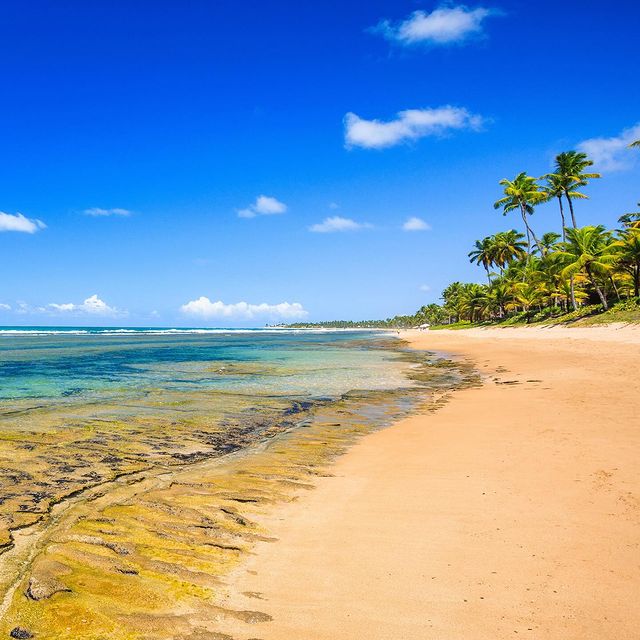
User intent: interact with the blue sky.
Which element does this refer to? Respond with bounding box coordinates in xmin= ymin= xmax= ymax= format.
xmin=1 ymin=1 xmax=638 ymax=326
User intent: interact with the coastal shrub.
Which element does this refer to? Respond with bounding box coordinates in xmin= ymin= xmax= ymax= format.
xmin=610 ymin=297 xmax=640 ymax=312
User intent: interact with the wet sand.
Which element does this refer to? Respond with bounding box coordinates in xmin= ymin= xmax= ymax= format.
xmin=224 ymin=325 xmax=640 ymax=639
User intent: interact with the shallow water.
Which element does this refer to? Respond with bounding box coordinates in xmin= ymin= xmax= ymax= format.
xmin=0 ymin=328 xmax=477 ymax=639
xmin=0 ymin=328 xmax=411 ymax=402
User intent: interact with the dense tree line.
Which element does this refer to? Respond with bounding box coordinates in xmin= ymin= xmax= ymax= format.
xmin=289 ymin=142 xmax=640 ymax=330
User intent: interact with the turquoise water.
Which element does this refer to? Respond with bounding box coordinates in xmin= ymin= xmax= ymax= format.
xmin=0 ymin=327 xmax=411 ymax=405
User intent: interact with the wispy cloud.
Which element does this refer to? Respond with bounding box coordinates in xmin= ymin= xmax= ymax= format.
xmin=419 ymin=284 xmax=432 ymax=292
xmin=344 ymin=106 xmax=484 ymax=149
xmin=309 ymin=216 xmax=371 ymax=233
xmin=577 ymin=122 xmax=640 ymax=172
xmin=238 ymin=195 xmax=287 ymax=218
xmin=180 ymin=297 xmax=308 ymax=321
xmin=0 ymin=212 xmax=46 ymax=233
xmin=83 ymin=207 xmax=132 ymax=217
xmin=49 ymin=294 xmax=123 ymax=316
xmin=372 ymin=4 xmax=498 ymax=46
xmin=0 ymin=303 xmax=11 ymax=311
xmin=403 ymin=217 xmax=431 ymax=231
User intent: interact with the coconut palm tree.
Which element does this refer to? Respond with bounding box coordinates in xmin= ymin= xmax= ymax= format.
xmin=553 ymin=151 xmax=601 ymax=228
xmin=442 ymin=281 xmax=465 ymax=323
xmin=629 ymin=140 xmax=640 ymax=148
xmin=554 ymin=226 xmax=617 ymax=309
xmin=494 ymin=173 xmax=544 ymax=256
xmin=535 ymin=231 xmax=561 ymax=256
xmin=458 ymin=283 xmax=488 ymax=323
xmin=468 ymin=236 xmax=496 ymax=281
xmin=502 ymin=253 xmax=545 ymax=287
xmin=513 ymin=282 xmax=545 ymax=318
xmin=535 ymin=249 xmax=567 ymax=306
xmin=485 ymin=282 xmax=511 ymax=318
xmin=491 ymin=230 xmax=527 ymax=271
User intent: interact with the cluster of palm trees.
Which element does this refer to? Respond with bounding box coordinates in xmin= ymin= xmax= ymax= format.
xmin=436 ymin=147 xmax=640 ymax=324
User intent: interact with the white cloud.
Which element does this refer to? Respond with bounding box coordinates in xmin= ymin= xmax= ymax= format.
xmin=419 ymin=284 xmax=432 ymax=292
xmin=329 ymin=202 xmax=340 ymax=210
xmin=49 ymin=302 xmax=76 ymax=312
xmin=344 ymin=106 xmax=484 ymax=149
xmin=577 ymin=123 xmax=640 ymax=172
xmin=403 ymin=217 xmax=431 ymax=231
xmin=309 ymin=216 xmax=371 ymax=233
xmin=180 ymin=297 xmax=308 ymax=321
xmin=0 ymin=303 xmax=10 ymax=310
xmin=0 ymin=212 xmax=46 ymax=233
xmin=83 ymin=207 xmax=132 ymax=217
xmin=238 ymin=195 xmax=287 ymax=218
xmin=373 ymin=5 xmax=496 ymax=46
xmin=49 ymin=294 xmax=122 ymax=316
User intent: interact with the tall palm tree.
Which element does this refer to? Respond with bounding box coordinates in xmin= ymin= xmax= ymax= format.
xmin=494 ymin=173 xmax=544 ymax=256
xmin=468 ymin=236 xmax=496 ymax=281
xmin=553 ymin=151 xmax=601 ymax=228
xmin=554 ymin=226 xmax=617 ymax=310
xmin=542 ymin=173 xmax=590 ymax=240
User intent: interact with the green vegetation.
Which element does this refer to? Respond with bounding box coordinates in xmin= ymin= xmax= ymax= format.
xmin=289 ymin=146 xmax=640 ymax=330
xmin=428 ymin=149 xmax=639 ymax=326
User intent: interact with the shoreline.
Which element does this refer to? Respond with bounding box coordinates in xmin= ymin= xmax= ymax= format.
xmin=219 ymin=325 xmax=640 ymax=639
xmin=0 ymin=335 xmax=463 ymax=639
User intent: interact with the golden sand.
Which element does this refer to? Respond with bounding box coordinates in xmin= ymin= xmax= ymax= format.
xmin=220 ymin=326 xmax=640 ymax=639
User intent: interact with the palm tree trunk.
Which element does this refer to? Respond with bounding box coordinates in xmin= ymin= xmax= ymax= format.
xmin=520 ymin=209 xmax=532 ymax=256
xmin=586 ymin=265 xmax=608 ymax=310
xmin=520 ymin=205 xmax=541 ymax=254
xmin=557 ymin=195 xmax=566 ymax=240
xmin=566 ymin=194 xmax=578 ymax=228
xmin=609 ymin=276 xmax=621 ymax=301
xmin=570 ymin=277 xmax=577 ymax=310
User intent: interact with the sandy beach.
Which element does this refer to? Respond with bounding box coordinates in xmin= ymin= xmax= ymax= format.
xmin=223 ymin=325 xmax=640 ymax=639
